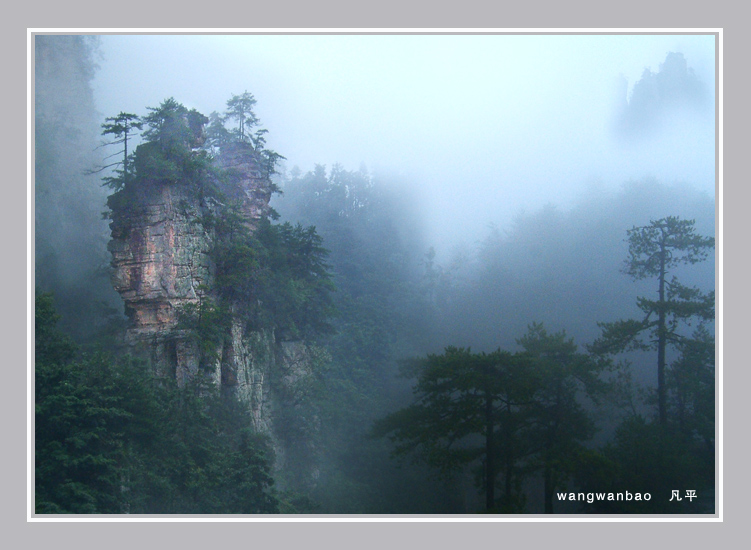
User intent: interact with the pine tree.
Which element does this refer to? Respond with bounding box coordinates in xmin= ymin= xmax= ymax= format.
xmin=590 ymin=216 xmax=714 ymax=425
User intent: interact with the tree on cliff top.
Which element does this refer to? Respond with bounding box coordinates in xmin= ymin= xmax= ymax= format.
xmin=142 ymin=97 xmax=208 ymax=152
xmin=102 ymin=98 xmax=216 ymax=201
xmin=97 ymin=112 xmax=142 ymax=191
xmin=207 ymin=92 xmax=286 ymax=178
xmin=106 ymin=95 xmax=329 ymax=341
xmin=224 ymin=91 xmax=259 ymax=144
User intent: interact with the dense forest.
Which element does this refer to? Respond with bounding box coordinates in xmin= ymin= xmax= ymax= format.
xmin=34 ymin=36 xmax=716 ymax=514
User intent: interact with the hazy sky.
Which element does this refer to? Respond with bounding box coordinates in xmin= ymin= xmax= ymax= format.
xmin=91 ymin=33 xmax=716 ymax=248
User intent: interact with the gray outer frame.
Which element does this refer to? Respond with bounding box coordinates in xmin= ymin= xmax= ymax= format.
xmin=10 ymin=0 xmax=744 ymax=548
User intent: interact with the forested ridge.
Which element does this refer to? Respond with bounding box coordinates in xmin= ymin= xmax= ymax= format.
xmin=34 ymin=36 xmax=716 ymax=514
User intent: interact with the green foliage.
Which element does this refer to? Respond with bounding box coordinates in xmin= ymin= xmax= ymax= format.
xmin=252 ymin=220 xmax=336 ymax=339
xmin=89 ymin=94 xmax=334 ymax=510
xmin=373 ymin=324 xmax=608 ymax=513
xmin=35 ymin=292 xmax=156 ymax=513
xmin=269 ymin=344 xmax=331 ymax=495
xmin=274 ymin=165 xmax=453 ymax=512
xmin=103 ymin=94 xmax=294 ymax=302
xmin=205 ymin=92 xmax=286 ymax=177
xmin=206 ymin=110 xmax=232 ymax=148
xmin=373 ymin=346 xmax=540 ymax=512
xmin=210 ymin=203 xmax=335 ymax=341
xmin=35 ymin=292 xmax=77 ymax=367
xmin=35 ymin=292 xmax=280 ymax=514
xmin=103 ymin=98 xmax=218 ymax=236
xmin=134 ymin=98 xmax=214 ymax=194
xmin=573 ymin=216 xmax=715 ymax=513
xmin=176 ymin=295 xmax=231 ymax=365
xmin=99 ymin=112 xmax=142 ymax=191
xmin=668 ymin=326 xmax=715 ymax=445
xmin=100 ymin=97 xmax=228 ymax=203
xmin=574 ymin=415 xmax=713 ymax=513
xmin=516 ymin=323 xmax=607 ymax=512
xmin=101 ymin=94 xmax=313 ymax=342
xmin=622 ymin=216 xmax=714 ymax=280
xmin=142 ymin=97 xmax=204 ymax=149
xmin=224 ymin=91 xmax=259 ymax=143
xmin=133 ymin=379 xmax=279 ymax=514
xmin=590 ymin=216 xmax=714 ymax=425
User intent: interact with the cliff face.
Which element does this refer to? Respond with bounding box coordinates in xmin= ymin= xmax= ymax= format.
xmin=109 ymin=183 xmax=210 ymax=334
xmin=107 ymin=145 xmax=315 ymax=463
xmin=216 ymin=141 xmax=274 ymax=228
xmin=109 ymin=181 xmax=215 ymax=383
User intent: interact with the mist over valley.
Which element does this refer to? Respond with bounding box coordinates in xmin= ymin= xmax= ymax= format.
xmin=34 ymin=33 xmax=716 ymax=514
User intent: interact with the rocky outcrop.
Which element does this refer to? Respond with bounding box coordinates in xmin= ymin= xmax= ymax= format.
xmin=108 ymin=180 xmax=212 ymax=382
xmin=108 ymin=145 xmax=317 ymax=465
xmin=108 ymin=141 xmax=275 ymax=378
xmin=109 ymin=184 xmax=210 ymax=331
xmin=216 ymin=141 xmax=274 ymax=229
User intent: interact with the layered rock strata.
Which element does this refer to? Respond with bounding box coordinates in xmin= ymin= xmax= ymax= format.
xmin=108 ymin=147 xmax=300 ymax=438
